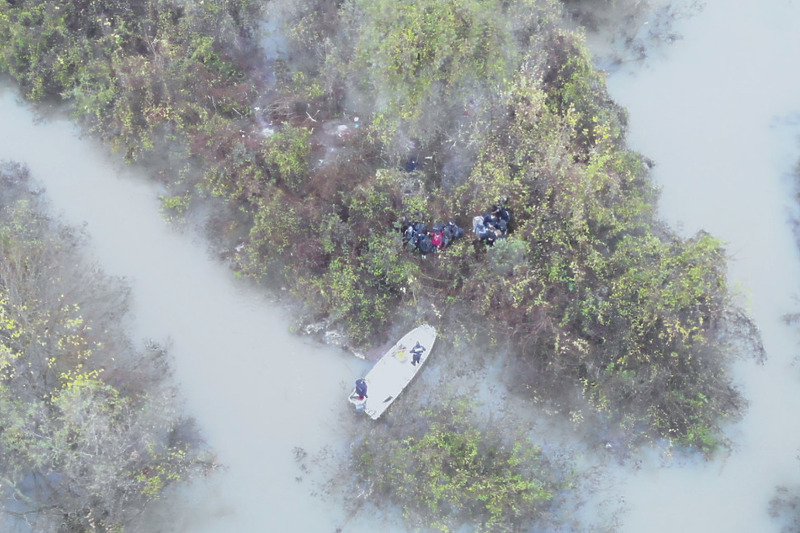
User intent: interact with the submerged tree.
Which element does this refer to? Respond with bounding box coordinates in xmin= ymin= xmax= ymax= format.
xmin=0 ymin=162 xmax=212 ymax=531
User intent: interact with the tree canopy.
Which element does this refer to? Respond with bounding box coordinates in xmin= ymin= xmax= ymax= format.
xmin=0 ymin=162 xmax=212 ymax=531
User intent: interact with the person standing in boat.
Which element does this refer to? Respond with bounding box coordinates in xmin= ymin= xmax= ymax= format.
xmin=355 ymin=378 xmax=368 ymax=400
xmin=410 ymin=342 xmax=426 ymax=366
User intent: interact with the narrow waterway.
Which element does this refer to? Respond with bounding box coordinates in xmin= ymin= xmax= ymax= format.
xmin=0 ymin=86 xmax=401 ymax=532
xmin=589 ymin=0 xmax=800 ymax=530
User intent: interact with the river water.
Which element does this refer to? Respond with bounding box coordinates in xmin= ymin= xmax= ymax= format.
xmin=586 ymin=0 xmax=800 ymax=530
xmin=0 ymin=86 xmax=399 ymax=532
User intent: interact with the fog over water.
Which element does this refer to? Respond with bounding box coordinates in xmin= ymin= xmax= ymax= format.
xmin=0 ymin=86 xmax=400 ymax=532
xmin=588 ymin=0 xmax=800 ymax=530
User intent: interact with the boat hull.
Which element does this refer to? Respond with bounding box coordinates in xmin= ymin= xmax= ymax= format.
xmin=348 ymin=324 xmax=437 ymax=420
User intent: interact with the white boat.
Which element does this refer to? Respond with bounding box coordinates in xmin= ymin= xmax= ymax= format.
xmin=348 ymin=324 xmax=437 ymax=420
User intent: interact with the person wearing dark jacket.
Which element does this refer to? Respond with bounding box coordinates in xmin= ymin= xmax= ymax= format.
xmin=417 ymin=234 xmax=435 ymax=255
xmin=355 ymin=378 xmax=368 ymax=399
xmin=449 ymin=221 xmax=464 ymax=240
xmin=410 ymin=341 xmax=426 ymax=366
xmin=403 ymin=224 xmax=416 ymax=244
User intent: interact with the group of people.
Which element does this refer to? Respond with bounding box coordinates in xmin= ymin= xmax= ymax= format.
xmin=472 ymin=202 xmax=512 ymax=246
xmin=401 ymin=201 xmax=513 ymax=255
xmin=403 ymin=220 xmax=465 ymax=256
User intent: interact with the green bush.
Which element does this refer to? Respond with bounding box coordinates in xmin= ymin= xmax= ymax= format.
xmin=354 ymin=398 xmax=566 ymax=532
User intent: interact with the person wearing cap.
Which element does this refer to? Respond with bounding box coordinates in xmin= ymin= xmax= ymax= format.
xmin=410 ymin=341 xmax=426 ymax=366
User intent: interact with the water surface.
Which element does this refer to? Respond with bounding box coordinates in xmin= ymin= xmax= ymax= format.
xmin=593 ymin=0 xmax=800 ymax=529
xmin=0 ymin=86 xmax=393 ymax=532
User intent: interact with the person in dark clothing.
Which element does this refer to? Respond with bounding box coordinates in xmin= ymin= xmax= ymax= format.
xmin=403 ymin=224 xmax=416 ymax=244
xmin=403 ymin=221 xmax=429 ymax=252
xmin=403 ymin=225 xmax=420 ymax=251
xmin=496 ymin=206 xmax=511 ymax=223
xmin=402 ymin=219 xmax=464 ymax=254
xmin=483 ymin=229 xmax=497 ymax=246
xmin=410 ymin=341 xmax=426 ymax=366
xmin=492 ymin=202 xmax=513 ymax=234
xmin=417 ymin=234 xmax=435 ymax=255
xmin=496 ymin=218 xmax=508 ymax=236
xmin=448 ymin=221 xmax=465 ymax=241
xmin=440 ymin=221 xmax=464 ymax=249
xmin=355 ymin=378 xmax=368 ymax=400
xmin=441 ymin=224 xmax=454 ymax=247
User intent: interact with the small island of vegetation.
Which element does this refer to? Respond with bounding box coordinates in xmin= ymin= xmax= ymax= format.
xmin=0 ymin=0 xmax=759 ymax=530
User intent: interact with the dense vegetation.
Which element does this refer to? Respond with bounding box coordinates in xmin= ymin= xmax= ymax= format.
xmin=0 ymin=0 xmax=752 ymax=528
xmin=0 ymin=162 xmax=212 ymax=531
xmin=352 ymin=398 xmax=571 ymax=532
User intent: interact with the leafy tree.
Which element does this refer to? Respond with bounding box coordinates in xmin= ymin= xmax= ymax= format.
xmin=317 ymin=0 xmax=562 ymax=158
xmin=0 ymin=162 xmax=212 ymax=531
xmin=353 ymin=398 xmax=568 ymax=532
xmin=263 ymin=123 xmax=312 ymax=194
xmin=449 ymin=39 xmax=740 ymax=449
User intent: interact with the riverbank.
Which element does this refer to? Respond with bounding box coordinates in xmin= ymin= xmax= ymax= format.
xmin=0 ymin=86 xmax=403 ymax=532
xmin=583 ymin=0 xmax=800 ymax=529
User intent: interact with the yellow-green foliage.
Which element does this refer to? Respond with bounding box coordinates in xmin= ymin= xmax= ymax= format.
xmin=0 ymin=180 xmax=210 ymax=531
xmin=356 ymin=399 xmax=562 ymax=531
xmin=337 ymin=0 xmax=559 ymax=149
xmin=450 ymin=37 xmax=734 ymax=449
xmin=264 ymin=124 xmax=312 ymax=194
xmin=352 ymin=0 xmax=511 ymax=119
xmin=0 ymin=0 xmax=742 ymax=452
xmin=0 ymin=0 xmax=261 ymax=160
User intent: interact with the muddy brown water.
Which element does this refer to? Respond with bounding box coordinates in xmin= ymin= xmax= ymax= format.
xmin=582 ymin=0 xmax=800 ymax=530
xmin=0 ymin=86 xmax=402 ymax=532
